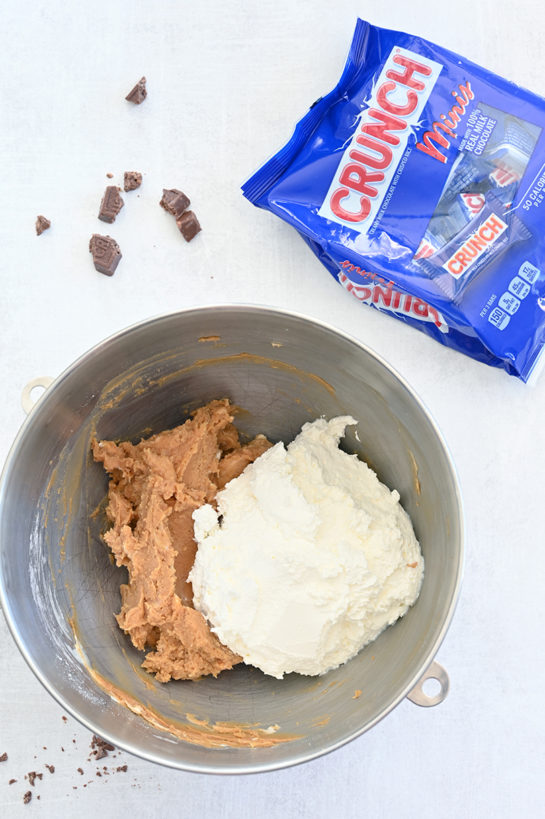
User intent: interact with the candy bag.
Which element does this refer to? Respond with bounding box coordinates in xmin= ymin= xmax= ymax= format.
xmin=242 ymin=19 xmax=545 ymax=381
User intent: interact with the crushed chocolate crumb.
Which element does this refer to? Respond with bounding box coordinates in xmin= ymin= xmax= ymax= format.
xmin=35 ymin=215 xmax=51 ymax=236
xmin=62 ymin=716 xmax=68 ymax=723
xmin=125 ymin=77 xmax=147 ymax=104
xmin=106 ymin=173 xmax=114 ymax=179
xmin=98 ymin=186 xmax=124 ymax=223
xmin=96 ymin=771 xmax=102 ymax=777
xmin=27 ymin=771 xmax=43 ymax=787
xmin=116 ymin=765 xmax=128 ymax=773
xmin=61 ymin=747 xmax=65 ymax=752
xmin=91 ymin=735 xmax=115 ymax=754
xmin=77 ymin=767 xmax=84 ymax=775
xmin=45 ymin=764 xmax=55 ymax=774
xmin=160 ymin=188 xmax=190 ymax=219
xmin=9 ymin=778 xmax=16 ymax=785
xmin=23 ymin=791 xmax=32 ymax=804
xmin=89 ymin=234 xmax=122 ymax=276
xmin=176 ymin=210 xmax=201 ymax=242
xmin=0 ymin=752 xmax=7 ymax=762
xmin=124 ymin=171 xmax=142 ymax=191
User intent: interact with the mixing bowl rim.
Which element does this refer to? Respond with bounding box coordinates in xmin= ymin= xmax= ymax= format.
xmin=0 ymin=303 xmax=465 ymax=775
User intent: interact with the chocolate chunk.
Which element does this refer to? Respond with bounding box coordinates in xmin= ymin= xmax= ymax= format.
xmin=160 ymin=188 xmax=190 ymax=219
xmin=77 ymin=767 xmax=83 ymax=775
xmin=23 ymin=791 xmax=32 ymax=804
xmin=27 ymin=771 xmax=43 ymax=787
xmin=90 ymin=735 xmax=115 ymax=760
xmin=8 ymin=779 xmax=16 ymax=785
xmin=106 ymin=173 xmax=114 ymax=178
xmin=0 ymin=752 xmax=7 ymax=762
xmin=98 ymin=186 xmax=124 ymax=223
xmin=124 ymin=171 xmax=142 ymax=191
xmin=176 ymin=210 xmax=201 ymax=242
xmin=62 ymin=716 xmax=67 ymax=722
xmin=116 ymin=765 xmax=128 ymax=772
xmin=35 ymin=215 xmax=51 ymax=236
xmin=125 ymin=77 xmax=146 ymax=104
xmin=45 ymin=764 xmax=55 ymax=774
xmin=89 ymin=234 xmax=122 ymax=276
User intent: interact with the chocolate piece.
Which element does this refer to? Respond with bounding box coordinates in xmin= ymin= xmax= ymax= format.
xmin=116 ymin=765 xmax=128 ymax=772
xmin=160 ymin=188 xmax=190 ymax=219
xmin=23 ymin=791 xmax=32 ymax=804
xmin=62 ymin=716 xmax=67 ymax=722
xmin=176 ymin=210 xmax=201 ymax=242
xmin=124 ymin=171 xmax=142 ymax=191
xmin=45 ymin=764 xmax=55 ymax=774
xmin=98 ymin=186 xmax=124 ymax=223
xmin=35 ymin=215 xmax=51 ymax=236
xmin=90 ymin=735 xmax=115 ymax=760
xmin=77 ymin=767 xmax=83 ymax=774
xmin=89 ymin=234 xmax=122 ymax=276
xmin=106 ymin=173 xmax=114 ymax=179
xmin=8 ymin=779 xmax=16 ymax=785
xmin=125 ymin=77 xmax=146 ymax=104
xmin=0 ymin=752 xmax=7 ymax=762
xmin=27 ymin=771 xmax=43 ymax=787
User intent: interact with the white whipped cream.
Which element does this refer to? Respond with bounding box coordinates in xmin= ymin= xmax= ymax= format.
xmin=190 ymin=416 xmax=423 ymax=679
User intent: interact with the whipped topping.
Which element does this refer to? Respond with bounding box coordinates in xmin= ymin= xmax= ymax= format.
xmin=190 ymin=417 xmax=424 ymax=679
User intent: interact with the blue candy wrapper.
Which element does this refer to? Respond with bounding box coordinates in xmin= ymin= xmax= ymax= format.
xmin=242 ymin=19 xmax=545 ymax=381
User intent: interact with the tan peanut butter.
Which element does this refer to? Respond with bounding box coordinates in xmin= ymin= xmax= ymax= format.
xmin=92 ymin=399 xmax=271 ymax=682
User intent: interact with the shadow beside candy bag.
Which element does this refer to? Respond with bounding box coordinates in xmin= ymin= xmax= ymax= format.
xmin=243 ymin=19 xmax=545 ymax=381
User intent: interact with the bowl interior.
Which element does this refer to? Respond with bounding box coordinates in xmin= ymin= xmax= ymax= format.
xmin=0 ymin=307 xmax=462 ymax=773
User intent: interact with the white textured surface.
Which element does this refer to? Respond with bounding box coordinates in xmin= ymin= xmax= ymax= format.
xmin=191 ymin=417 xmax=423 ymax=678
xmin=1 ymin=0 xmax=545 ymax=816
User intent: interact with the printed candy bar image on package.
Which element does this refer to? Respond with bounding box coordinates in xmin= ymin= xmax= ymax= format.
xmin=243 ymin=19 xmax=545 ymax=381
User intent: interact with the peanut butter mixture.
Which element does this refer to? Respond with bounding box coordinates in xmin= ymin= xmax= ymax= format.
xmin=92 ymin=399 xmax=271 ymax=682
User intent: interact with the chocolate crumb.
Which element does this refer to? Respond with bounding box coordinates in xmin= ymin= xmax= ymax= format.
xmin=62 ymin=716 xmax=68 ymax=722
xmin=89 ymin=234 xmax=122 ymax=276
xmin=73 ymin=786 xmax=78 ymax=790
xmin=94 ymin=747 xmax=107 ymax=760
xmin=176 ymin=210 xmax=201 ymax=242
xmin=91 ymin=735 xmax=115 ymax=753
xmin=27 ymin=771 xmax=43 ymax=787
xmin=77 ymin=767 xmax=84 ymax=775
xmin=23 ymin=791 xmax=32 ymax=804
xmin=98 ymin=186 xmax=124 ymax=223
xmin=125 ymin=77 xmax=147 ymax=104
xmin=0 ymin=752 xmax=7 ymax=762
xmin=42 ymin=747 xmax=46 ymax=750
xmin=61 ymin=747 xmax=65 ymax=752
xmin=160 ymin=188 xmax=190 ymax=219
xmin=37 ymin=796 xmax=41 ymax=800
xmin=124 ymin=171 xmax=142 ymax=191
xmin=116 ymin=765 xmax=128 ymax=773
xmin=106 ymin=173 xmax=114 ymax=179
xmin=96 ymin=771 xmax=102 ymax=777
xmin=9 ymin=778 xmax=16 ymax=785
xmin=35 ymin=215 xmax=51 ymax=236
xmin=45 ymin=764 xmax=55 ymax=774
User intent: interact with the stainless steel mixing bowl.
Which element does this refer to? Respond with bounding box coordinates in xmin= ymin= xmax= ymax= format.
xmin=0 ymin=306 xmax=463 ymax=773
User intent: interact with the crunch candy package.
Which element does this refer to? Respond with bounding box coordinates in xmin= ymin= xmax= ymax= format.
xmin=242 ymin=19 xmax=545 ymax=381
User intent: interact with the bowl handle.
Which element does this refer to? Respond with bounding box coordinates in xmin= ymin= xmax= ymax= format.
xmin=21 ymin=377 xmax=54 ymax=415
xmin=406 ymin=660 xmax=449 ymax=707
